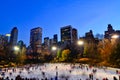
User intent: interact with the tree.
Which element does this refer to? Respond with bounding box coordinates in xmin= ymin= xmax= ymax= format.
xmin=109 ymin=42 xmax=120 ymax=67
xmin=70 ymin=44 xmax=80 ymax=59
xmin=84 ymin=42 xmax=99 ymax=59
xmin=61 ymin=49 xmax=71 ymax=61
xmin=97 ymin=39 xmax=114 ymax=62
xmin=57 ymin=49 xmax=61 ymax=58
xmin=16 ymin=46 xmax=26 ymax=64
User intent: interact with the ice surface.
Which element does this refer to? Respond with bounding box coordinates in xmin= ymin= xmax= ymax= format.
xmin=0 ymin=63 xmax=120 ymax=80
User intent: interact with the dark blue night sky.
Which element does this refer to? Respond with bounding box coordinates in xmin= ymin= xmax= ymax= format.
xmin=0 ymin=0 xmax=120 ymax=46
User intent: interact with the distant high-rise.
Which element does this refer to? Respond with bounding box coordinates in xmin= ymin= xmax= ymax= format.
xmin=53 ymin=34 xmax=58 ymax=44
xmin=72 ymin=28 xmax=78 ymax=42
xmin=17 ymin=40 xmax=24 ymax=47
xmin=83 ymin=30 xmax=97 ymax=43
xmin=6 ymin=34 xmax=11 ymax=42
xmin=61 ymin=25 xmax=72 ymax=43
xmin=85 ymin=30 xmax=94 ymax=39
xmin=104 ymin=24 xmax=120 ymax=40
xmin=10 ymin=27 xmax=18 ymax=46
xmin=49 ymin=39 xmax=54 ymax=46
xmin=17 ymin=40 xmax=26 ymax=51
xmin=30 ymin=27 xmax=42 ymax=53
xmin=44 ymin=37 xmax=49 ymax=46
xmin=61 ymin=25 xmax=77 ymax=43
xmin=0 ymin=34 xmax=8 ymax=47
xmin=104 ymin=24 xmax=115 ymax=39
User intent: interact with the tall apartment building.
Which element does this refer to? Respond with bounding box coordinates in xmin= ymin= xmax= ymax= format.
xmin=10 ymin=27 xmax=18 ymax=46
xmin=44 ymin=37 xmax=49 ymax=46
xmin=61 ymin=25 xmax=78 ymax=44
xmin=0 ymin=34 xmax=8 ymax=48
xmin=104 ymin=24 xmax=115 ymax=39
xmin=53 ymin=34 xmax=58 ymax=44
xmin=30 ymin=27 xmax=42 ymax=53
xmin=72 ymin=28 xmax=78 ymax=42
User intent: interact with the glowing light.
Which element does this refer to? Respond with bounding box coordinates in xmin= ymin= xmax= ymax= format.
xmin=111 ymin=35 xmax=119 ymax=39
xmin=6 ymin=34 xmax=11 ymax=37
xmin=14 ymin=46 xmax=19 ymax=51
xmin=77 ymin=40 xmax=84 ymax=46
xmin=52 ymin=46 xmax=57 ymax=51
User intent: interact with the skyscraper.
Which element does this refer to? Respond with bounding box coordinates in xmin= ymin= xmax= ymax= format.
xmin=72 ymin=28 xmax=78 ymax=42
xmin=61 ymin=25 xmax=72 ymax=43
xmin=44 ymin=37 xmax=49 ymax=46
xmin=30 ymin=27 xmax=42 ymax=53
xmin=104 ymin=24 xmax=115 ymax=39
xmin=53 ymin=34 xmax=58 ymax=44
xmin=10 ymin=27 xmax=18 ymax=46
xmin=85 ymin=30 xmax=94 ymax=39
xmin=43 ymin=37 xmax=50 ymax=55
xmin=83 ymin=30 xmax=97 ymax=44
xmin=0 ymin=34 xmax=8 ymax=47
xmin=61 ymin=25 xmax=78 ymax=43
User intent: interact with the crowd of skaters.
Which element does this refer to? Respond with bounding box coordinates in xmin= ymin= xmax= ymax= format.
xmin=0 ymin=63 xmax=120 ymax=80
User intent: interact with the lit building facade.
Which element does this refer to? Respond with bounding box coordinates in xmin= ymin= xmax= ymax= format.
xmin=30 ymin=27 xmax=42 ymax=53
xmin=44 ymin=37 xmax=49 ymax=46
xmin=61 ymin=25 xmax=78 ymax=44
xmin=0 ymin=34 xmax=8 ymax=48
xmin=53 ymin=34 xmax=58 ymax=44
xmin=42 ymin=37 xmax=50 ymax=55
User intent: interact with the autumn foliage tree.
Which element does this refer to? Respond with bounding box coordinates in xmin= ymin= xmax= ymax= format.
xmin=109 ymin=41 xmax=120 ymax=67
xmin=97 ymin=39 xmax=114 ymax=62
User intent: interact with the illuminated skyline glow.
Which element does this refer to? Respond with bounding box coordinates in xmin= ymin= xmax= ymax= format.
xmin=0 ymin=0 xmax=120 ymax=46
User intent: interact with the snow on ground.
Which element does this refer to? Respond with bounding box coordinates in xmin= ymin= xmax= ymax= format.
xmin=0 ymin=63 xmax=120 ymax=80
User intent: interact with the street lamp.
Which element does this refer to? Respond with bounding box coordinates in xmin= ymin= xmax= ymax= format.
xmin=52 ymin=46 xmax=57 ymax=51
xmin=111 ymin=34 xmax=119 ymax=39
xmin=14 ymin=46 xmax=20 ymax=51
xmin=77 ymin=40 xmax=84 ymax=57
xmin=6 ymin=34 xmax=11 ymax=37
xmin=51 ymin=46 xmax=57 ymax=57
xmin=77 ymin=40 xmax=84 ymax=46
xmin=111 ymin=34 xmax=120 ymax=45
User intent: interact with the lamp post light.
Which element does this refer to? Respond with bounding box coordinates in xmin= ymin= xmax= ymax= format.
xmin=14 ymin=46 xmax=20 ymax=51
xmin=111 ymin=34 xmax=120 ymax=45
xmin=77 ymin=40 xmax=84 ymax=46
xmin=52 ymin=46 xmax=57 ymax=51
xmin=13 ymin=46 xmax=20 ymax=55
xmin=51 ymin=46 xmax=57 ymax=57
xmin=13 ymin=46 xmax=20 ymax=65
xmin=6 ymin=34 xmax=11 ymax=37
xmin=77 ymin=40 xmax=84 ymax=57
xmin=111 ymin=34 xmax=119 ymax=39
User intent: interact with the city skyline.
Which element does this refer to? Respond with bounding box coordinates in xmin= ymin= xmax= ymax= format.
xmin=0 ymin=0 xmax=120 ymax=46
